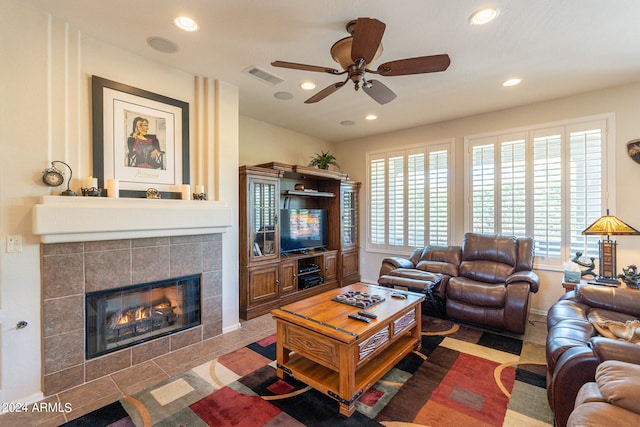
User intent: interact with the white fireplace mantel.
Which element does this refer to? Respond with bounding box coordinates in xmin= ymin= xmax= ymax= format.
xmin=33 ymin=196 xmax=233 ymax=243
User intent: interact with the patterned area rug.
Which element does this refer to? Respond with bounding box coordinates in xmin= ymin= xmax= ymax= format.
xmin=62 ymin=316 xmax=553 ymax=426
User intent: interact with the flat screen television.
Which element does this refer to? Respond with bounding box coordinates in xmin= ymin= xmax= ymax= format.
xmin=280 ymin=209 xmax=328 ymax=253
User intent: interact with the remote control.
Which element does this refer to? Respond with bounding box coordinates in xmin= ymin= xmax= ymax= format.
xmin=358 ymin=310 xmax=378 ymax=319
xmin=348 ymin=313 xmax=371 ymax=323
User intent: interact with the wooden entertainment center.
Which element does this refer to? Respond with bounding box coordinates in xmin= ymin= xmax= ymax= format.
xmin=239 ymin=162 xmax=360 ymax=320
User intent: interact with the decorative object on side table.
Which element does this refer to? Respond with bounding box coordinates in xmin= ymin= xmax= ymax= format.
xmin=42 ymin=160 xmax=78 ymax=196
xmin=308 ymin=150 xmax=340 ymax=170
xmin=582 ymin=209 xmax=640 ymax=284
xmin=618 ymin=265 xmax=640 ymax=289
xmin=571 ymin=251 xmax=596 ymax=277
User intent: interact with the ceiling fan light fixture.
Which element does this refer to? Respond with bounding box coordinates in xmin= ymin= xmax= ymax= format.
xmin=174 ymin=16 xmax=199 ymax=32
xmin=300 ymin=82 xmax=316 ymax=90
xmin=330 ymin=36 xmax=383 ymax=69
xmin=470 ymin=8 xmax=499 ymax=25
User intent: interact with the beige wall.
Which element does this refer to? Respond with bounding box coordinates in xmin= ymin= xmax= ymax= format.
xmin=333 ymin=81 xmax=640 ymax=315
xmin=0 ymin=0 xmax=239 ymax=404
xmin=239 ymin=116 xmax=335 ymax=167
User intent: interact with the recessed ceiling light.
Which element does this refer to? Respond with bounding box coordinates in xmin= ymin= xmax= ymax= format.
xmin=300 ymin=82 xmax=316 ymax=90
xmin=470 ymin=8 xmax=499 ymax=25
xmin=174 ymin=16 xmax=199 ymax=32
xmin=503 ymin=78 xmax=521 ymax=87
xmin=274 ymin=91 xmax=294 ymax=100
xmin=365 ymin=114 xmax=378 ymax=121
xmin=340 ymin=120 xmax=355 ymax=126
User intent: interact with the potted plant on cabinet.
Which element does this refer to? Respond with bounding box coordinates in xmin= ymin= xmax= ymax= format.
xmin=309 ymin=150 xmax=340 ymax=170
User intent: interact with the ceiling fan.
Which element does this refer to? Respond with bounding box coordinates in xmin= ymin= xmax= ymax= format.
xmin=271 ymin=17 xmax=451 ymax=105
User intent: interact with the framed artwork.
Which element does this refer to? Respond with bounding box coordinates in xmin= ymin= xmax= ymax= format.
xmin=92 ymin=76 xmax=189 ymax=198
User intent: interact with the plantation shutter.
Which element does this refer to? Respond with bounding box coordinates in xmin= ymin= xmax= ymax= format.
xmin=471 ymin=141 xmax=496 ymax=234
xmin=532 ymin=130 xmax=562 ymax=258
xmin=369 ymin=157 xmax=386 ymax=245
xmin=428 ymin=148 xmax=449 ymax=245
xmin=568 ymin=124 xmax=604 ymax=259
xmin=500 ymin=136 xmax=527 ymax=236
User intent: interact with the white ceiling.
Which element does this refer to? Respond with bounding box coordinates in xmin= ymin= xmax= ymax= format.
xmin=20 ymin=0 xmax=640 ymax=142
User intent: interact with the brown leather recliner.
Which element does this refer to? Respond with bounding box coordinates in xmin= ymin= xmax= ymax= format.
xmin=546 ymin=285 xmax=640 ymax=427
xmin=446 ymin=233 xmax=539 ymax=334
xmin=568 ymin=357 xmax=640 ymax=427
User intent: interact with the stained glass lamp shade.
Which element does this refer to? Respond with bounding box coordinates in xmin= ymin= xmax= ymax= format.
xmin=582 ymin=209 xmax=640 ymax=283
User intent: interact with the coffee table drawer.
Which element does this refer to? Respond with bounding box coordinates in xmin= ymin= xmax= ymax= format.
xmin=393 ymin=309 xmax=416 ymax=336
xmin=282 ymin=323 xmax=340 ymax=370
xmin=358 ymin=326 xmax=390 ymax=362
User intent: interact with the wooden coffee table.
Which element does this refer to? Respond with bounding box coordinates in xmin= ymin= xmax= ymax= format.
xmin=271 ymin=283 xmax=424 ymax=416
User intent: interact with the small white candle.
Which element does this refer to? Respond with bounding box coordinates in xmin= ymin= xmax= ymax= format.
xmin=83 ymin=176 xmax=98 ymax=189
xmin=195 ymin=185 xmax=204 ymax=194
xmin=107 ymin=179 xmax=119 ymax=198
xmin=181 ymin=184 xmax=191 ymax=200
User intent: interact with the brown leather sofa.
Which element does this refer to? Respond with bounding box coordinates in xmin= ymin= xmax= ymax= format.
xmin=546 ymin=285 xmax=640 ymax=427
xmin=568 ymin=358 xmax=640 ymax=427
xmin=378 ymin=232 xmax=539 ymax=334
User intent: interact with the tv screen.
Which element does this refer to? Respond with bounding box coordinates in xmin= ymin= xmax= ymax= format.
xmin=280 ymin=209 xmax=327 ymax=253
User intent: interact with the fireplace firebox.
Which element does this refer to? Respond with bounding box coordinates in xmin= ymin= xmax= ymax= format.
xmin=86 ymin=275 xmax=201 ymax=359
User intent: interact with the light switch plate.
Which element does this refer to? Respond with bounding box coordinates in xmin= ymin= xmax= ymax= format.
xmin=7 ymin=235 xmax=22 ymax=253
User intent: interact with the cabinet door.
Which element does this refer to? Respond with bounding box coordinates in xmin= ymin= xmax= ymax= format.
xmin=279 ymin=259 xmax=297 ymax=295
xmin=248 ymin=264 xmax=279 ymax=305
xmin=324 ymin=252 xmax=338 ymax=282
xmin=248 ymin=177 xmax=279 ymax=263
xmin=340 ymin=182 xmax=360 ymax=250
xmin=341 ymin=249 xmax=359 ymax=284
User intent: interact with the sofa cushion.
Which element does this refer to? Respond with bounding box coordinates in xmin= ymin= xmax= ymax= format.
xmin=596 ymin=360 xmax=640 ymax=414
xmin=446 ymin=277 xmax=506 ymax=307
xmin=461 ymin=233 xmax=518 ymax=265
xmin=458 ymin=260 xmax=515 ymax=284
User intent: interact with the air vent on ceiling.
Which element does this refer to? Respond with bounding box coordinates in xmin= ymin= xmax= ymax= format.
xmin=244 ymin=66 xmax=284 ymax=85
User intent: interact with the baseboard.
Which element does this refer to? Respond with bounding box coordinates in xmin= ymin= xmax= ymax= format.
xmin=530 ymin=307 xmax=548 ymax=317
xmin=223 ymin=323 xmax=241 ymax=334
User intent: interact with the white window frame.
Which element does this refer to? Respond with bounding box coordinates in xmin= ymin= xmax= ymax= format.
xmin=463 ymin=113 xmax=615 ymax=271
xmin=366 ymin=140 xmax=454 ymax=255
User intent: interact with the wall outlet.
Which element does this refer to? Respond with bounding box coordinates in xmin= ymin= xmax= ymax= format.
xmin=7 ymin=235 xmax=22 ymax=253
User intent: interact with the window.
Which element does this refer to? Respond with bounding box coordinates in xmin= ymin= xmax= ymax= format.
xmin=465 ymin=116 xmax=611 ymax=268
xmin=368 ymin=142 xmax=452 ymax=252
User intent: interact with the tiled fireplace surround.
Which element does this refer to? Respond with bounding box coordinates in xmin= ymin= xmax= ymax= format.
xmin=41 ymin=233 xmax=223 ymax=396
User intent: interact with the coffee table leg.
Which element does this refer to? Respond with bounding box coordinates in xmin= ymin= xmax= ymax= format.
xmin=276 ymin=322 xmax=289 ymax=379
xmin=412 ymin=305 xmax=423 ymax=351
xmin=338 ymin=346 xmax=356 ymax=416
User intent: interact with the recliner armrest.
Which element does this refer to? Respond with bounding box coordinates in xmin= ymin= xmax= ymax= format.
xmin=505 ymin=270 xmax=540 ymax=293
xmin=590 ymin=337 xmax=640 ymax=364
xmin=379 ymin=257 xmax=415 ymax=277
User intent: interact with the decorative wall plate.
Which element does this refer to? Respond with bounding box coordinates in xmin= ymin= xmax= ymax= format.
xmin=627 ymin=139 xmax=640 ymax=164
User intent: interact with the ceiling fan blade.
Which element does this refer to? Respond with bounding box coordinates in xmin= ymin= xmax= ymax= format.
xmin=376 ymin=54 xmax=451 ymax=76
xmin=304 ymin=81 xmax=346 ymax=103
xmin=271 ymin=61 xmax=340 ymax=75
xmin=351 ymin=17 xmax=386 ymax=64
xmin=363 ymin=80 xmax=397 ymax=105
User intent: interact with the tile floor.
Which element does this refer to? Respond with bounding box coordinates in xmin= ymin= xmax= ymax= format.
xmin=1 ymin=312 xmax=548 ymax=427
xmin=1 ymin=315 xmax=277 ymax=427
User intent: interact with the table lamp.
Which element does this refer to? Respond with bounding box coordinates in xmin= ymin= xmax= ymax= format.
xmin=582 ymin=209 xmax=640 ymax=283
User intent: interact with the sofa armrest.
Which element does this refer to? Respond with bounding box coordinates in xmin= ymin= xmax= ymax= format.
xmin=379 ymin=257 xmax=415 ymax=277
xmin=506 ymin=270 xmax=540 ymax=293
xmin=590 ymin=337 xmax=640 ymax=364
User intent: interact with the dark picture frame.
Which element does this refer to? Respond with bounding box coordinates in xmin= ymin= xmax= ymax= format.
xmin=92 ymin=76 xmax=189 ymax=198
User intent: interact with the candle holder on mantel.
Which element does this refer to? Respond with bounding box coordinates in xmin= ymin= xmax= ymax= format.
xmin=193 ymin=192 xmax=207 ymax=200
xmin=81 ymin=187 xmax=102 ymax=197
